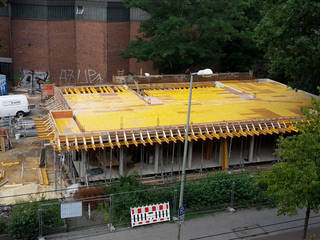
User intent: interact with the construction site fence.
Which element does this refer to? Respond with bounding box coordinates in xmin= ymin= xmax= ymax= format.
xmin=0 ymin=175 xmax=273 ymax=239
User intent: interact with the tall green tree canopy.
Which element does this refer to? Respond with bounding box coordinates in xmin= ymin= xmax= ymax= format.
xmin=121 ymin=0 xmax=263 ymax=73
xmin=258 ymin=95 xmax=320 ymax=239
xmin=255 ymin=0 xmax=320 ymax=94
xmin=0 ymin=0 xmax=6 ymax=7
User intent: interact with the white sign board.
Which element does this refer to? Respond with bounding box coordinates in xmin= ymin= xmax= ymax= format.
xmin=61 ymin=201 xmax=82 ymax=219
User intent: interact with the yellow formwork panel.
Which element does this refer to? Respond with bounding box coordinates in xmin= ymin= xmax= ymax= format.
xmin=54 ymin=81 xmax=313 ymax=134
xmin=55 ymin=118 xmax=81 ymax=134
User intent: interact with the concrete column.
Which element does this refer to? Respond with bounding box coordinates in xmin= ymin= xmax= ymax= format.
xmin=140 ymin=145 xmax=144 ymax=178
xmin=109 ymin=148 xmax=113 ymax=182
xmin=249 ymin=136 xmax=255 ymax=162
xmin=154 ymin=143 xmax=160 ymax=173
xmin=60 ymin=153 xmax=63 ymax=190
xmin=187 ymin=141 xmax=193 ymax=169
xmin=119 ymin=146 xmax=124 ymax=177
xmin=218 ymin=141 xmax=222 ymax=165
xmin=80 ymin=149 xmax=87 ymax=178
xmin=103 ymin=148 xmax=107 ymax=183
xmin=53 ymin=149 xmax=57 ymax=191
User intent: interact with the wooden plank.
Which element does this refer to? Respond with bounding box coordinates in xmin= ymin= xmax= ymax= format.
xmin=1 ymin=137 xmax=5 ymax=152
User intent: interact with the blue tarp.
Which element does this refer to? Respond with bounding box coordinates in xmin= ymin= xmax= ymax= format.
xmin=0 ymin=74 xmax=7 ymax=95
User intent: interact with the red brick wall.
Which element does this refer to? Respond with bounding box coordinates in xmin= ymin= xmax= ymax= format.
xmin=8 ymin=19 xmax=158 ymax=85
xmin=107 ymin=22 xmax=130 ymax=81
xmin=0 ymin=16 xmax=10 ymax=58
xmin=75 ymin=21 xmax=107 ymax=85
xmin=48 ymin=21 xmax=76 ymax=85
xmin=12 ymin=19 xmax=49 ymax=74
xmin=129 ymin=21 xmax=157 ymax=75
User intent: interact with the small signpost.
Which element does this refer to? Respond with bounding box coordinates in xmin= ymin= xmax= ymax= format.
xmin=178 ymin=205 xmax=186 ymax=223
xmin=60 ymin=201 xmax=82 ymax=219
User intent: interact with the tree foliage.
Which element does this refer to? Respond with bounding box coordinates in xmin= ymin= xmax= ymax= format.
xmin=0 ymin=0 xmax=6 ymax=7
xmin=255 ymin=0 xmax=320 ymax=94
xmin=258 ymin=95 xmax=320 ymax=239
xmin=121 ymin=0 xmax=263 ymax=73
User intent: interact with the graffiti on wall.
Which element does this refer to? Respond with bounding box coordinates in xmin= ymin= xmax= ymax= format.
xmin=18 ymin=70 xmax=50 ymax=90
xmin=59 ymin=69 xmax=104 ymax=84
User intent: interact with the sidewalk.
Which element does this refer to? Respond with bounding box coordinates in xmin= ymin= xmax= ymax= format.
xmin=47 ymin=208 xmax=320 ymax=240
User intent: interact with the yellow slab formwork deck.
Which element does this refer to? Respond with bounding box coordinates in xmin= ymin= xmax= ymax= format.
xmin=36 ymin=79 xmax=314 ymax=151
xmin=63 ymin=80 xmax=310 ymax=131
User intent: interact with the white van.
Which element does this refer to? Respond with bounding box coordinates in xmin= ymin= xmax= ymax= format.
xmin=0 ymin=94 xmax=30 ymax=118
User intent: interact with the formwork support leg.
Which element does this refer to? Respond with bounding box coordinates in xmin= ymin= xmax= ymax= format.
xmin=119 ymin=146 xmax=124 ymax=177
xmin=154 ymin=143 xmax=159 ymax=173
xmin=1 ymin=137 xmax=5 ymax=152
xmin=187 ymin=141 xmax=193 ymax=169
xmin=249 ymin=136 xmax=255 ymax=162
xmin=222 ymin=138 xmax=228 ymax=171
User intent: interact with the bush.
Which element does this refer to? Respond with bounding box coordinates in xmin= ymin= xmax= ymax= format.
xmin=0 ymin=218 xmax=7 ymax=234
xmin=7 ymin=199 xmax=63 ymax=240
xmin=105 ymin=172 xmax=274 ymax=225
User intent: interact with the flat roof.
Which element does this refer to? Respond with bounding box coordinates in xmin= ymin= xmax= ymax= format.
xmin=35 ymin=78 xmax=313 ymax=151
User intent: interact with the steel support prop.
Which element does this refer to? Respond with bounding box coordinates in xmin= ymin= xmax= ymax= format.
xmin=222 ymin=138 xmax=228 ymax=170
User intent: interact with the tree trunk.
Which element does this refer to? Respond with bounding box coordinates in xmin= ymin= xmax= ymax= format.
xmin=303 ymin=205 xmax=311 ymax=240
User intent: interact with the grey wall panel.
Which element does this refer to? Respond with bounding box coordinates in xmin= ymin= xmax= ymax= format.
xmin=130 ymin=7 xmax=149 ymax=21
xmin=12 ymin=4 xmax=48 ymax=20
xmin=75 ymin=6 xmax=107 ymax=21
xmin=9 ymin=0 xmax=147 ymax=22
xmin=0 ymin=7 xmax=9 ymax=16
xmin=48 ymin=6 xmax=74 ymax=20
xmin=107 ymin=2 xmax=129 ymax=22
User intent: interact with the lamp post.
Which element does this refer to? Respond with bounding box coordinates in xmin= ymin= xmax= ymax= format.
xmin=177 ymin=69 xmax=213 ymax=240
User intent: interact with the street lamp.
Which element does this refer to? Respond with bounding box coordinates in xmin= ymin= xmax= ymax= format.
xmin=177 ymin=68 xmax=213 ymax=239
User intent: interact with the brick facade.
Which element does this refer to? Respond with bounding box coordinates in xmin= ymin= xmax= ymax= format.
xmin=11 ymin=19 xmax=49 ymax=73
xmin=0 ymin=18 xmax=157 ymax=85
xmin=48 ymin=21 xmax=76 ymax=85
xmin=0 ymin=16 xmax=10 ymax=58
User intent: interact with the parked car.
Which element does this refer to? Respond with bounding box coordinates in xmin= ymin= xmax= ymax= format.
xmin=0 ymin=94 xmax=30 ymax=118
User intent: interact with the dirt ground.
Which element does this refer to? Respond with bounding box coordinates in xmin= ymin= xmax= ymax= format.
xmin=0 ymin=90 xmax=56 ymax=205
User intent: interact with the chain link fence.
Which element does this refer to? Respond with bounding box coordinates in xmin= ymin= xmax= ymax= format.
xmin=0 ymin=174 xmax=274 ymax=239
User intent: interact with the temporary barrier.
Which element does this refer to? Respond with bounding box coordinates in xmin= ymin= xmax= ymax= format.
xmin=130 ymin=202 xmax=170 ymax=227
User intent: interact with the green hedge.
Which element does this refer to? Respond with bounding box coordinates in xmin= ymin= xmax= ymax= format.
xmin=7 ymin=200 xmax=63 ymax=240
xmin=105 ymin=172 xmax=274 ymax=225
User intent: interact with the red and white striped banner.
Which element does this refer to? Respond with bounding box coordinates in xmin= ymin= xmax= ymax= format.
xmin=130 ymin=202 xmax=170 ymax=227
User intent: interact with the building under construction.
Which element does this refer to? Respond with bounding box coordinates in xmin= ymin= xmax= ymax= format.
xmin=35 ymin=73 xmax=313 ymax=185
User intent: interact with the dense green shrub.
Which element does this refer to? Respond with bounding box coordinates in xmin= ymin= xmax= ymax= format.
xmin=0 ymin=218 xmax=7 ymax=234
xmin=7 ymin=200 xmax=63 ymax=240
xmin=105 ymin=172 xmax=274 ymax=225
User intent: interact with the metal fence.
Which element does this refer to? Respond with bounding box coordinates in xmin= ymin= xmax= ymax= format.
xmin=0 ymin=175 xmax=273 ymax=239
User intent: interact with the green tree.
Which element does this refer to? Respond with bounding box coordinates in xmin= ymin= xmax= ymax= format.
xmin=121 ymin=0 xmax=263 ymax=74
xmin=0 ymin=0 xmax=6 ymax=7
xmin=258 ymin=96 xmax=320 ymax=239
xmin=255 ymin=0 xmax=320 ymax=94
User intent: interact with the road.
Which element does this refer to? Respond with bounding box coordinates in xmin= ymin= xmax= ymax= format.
xmin=47 ymin=208 xmax=320 ymax=240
